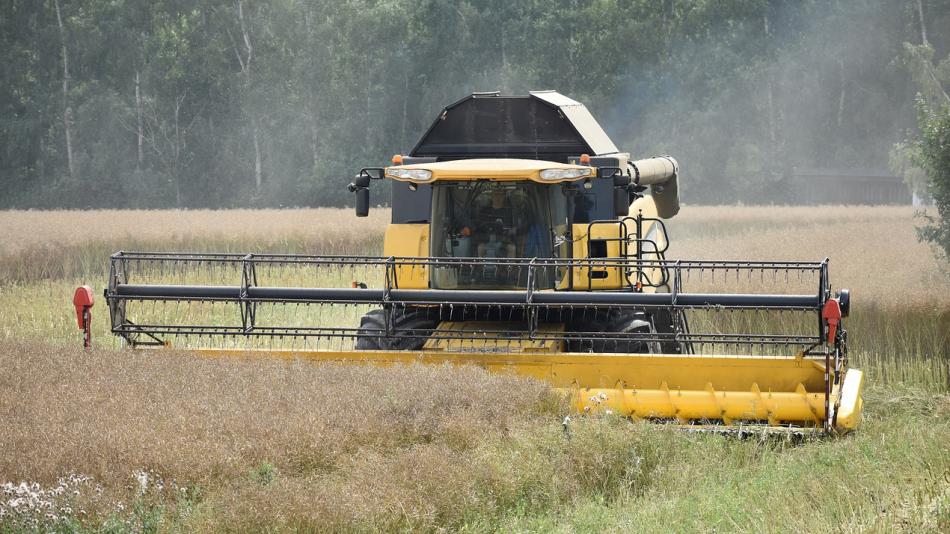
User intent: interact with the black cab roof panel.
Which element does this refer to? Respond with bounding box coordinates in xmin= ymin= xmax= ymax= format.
xmin=409 ymin=91 xmax=619 ymax=162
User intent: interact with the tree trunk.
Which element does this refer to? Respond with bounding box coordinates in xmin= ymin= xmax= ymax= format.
xmin=764 ymin=14 xmax=776 ymax=145
xmin=500 ymin=26 xmax=508 ymax=92
xmin=135 ymin=70 xmax=144 ymax=167
xmin=401 ymin=71 xmax=409 ymax=148
xmin=54 ymin=0 xmax=75 ymax=179
xmin=917 ymin=0 xmax=928 ymax=46
xmin=174 ymin=95 xmax=182 ymax=207
xmin=309 ymin=102 xmax=319 ymax=170
xmin=235 ymin=0 xmax=262 ymax=193
xmin=305 ymin=7 xmax=319 ymax=170
xmin=836 ymin=59 xmax=847 ymax=129
xmin=252 ymin=120 xmax=262 ymax=191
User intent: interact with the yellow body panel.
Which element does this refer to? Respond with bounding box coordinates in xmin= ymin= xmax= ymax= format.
xmin=188 ymin=347 xmax=862 ymax=430
xmin=570 ymin=222 xmax=626 ymax=289
xmin=834 ymin=369 xmax=863 ymax=429
xmin=383 ymin=224 xmax=430 ymax=289
xmin=390 ymin=158 xmax=592 ymax=183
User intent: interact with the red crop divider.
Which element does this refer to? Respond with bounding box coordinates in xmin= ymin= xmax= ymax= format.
xmin=822 ymin=298 xmax=841 ymax=346
xmin=73 ymin=285 xmax=94 ymax=349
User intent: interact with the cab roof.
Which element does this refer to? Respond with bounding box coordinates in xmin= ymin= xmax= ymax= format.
xmin=409 ymin=91 xmax=619 ymax=162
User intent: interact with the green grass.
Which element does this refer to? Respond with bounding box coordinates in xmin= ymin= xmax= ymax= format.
xmin=505 ymin=387 xmax=950 ymax=533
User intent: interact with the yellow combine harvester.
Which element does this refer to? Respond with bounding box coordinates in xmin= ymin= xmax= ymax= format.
xmin=103 ymin=91 xmax=863 ymax=433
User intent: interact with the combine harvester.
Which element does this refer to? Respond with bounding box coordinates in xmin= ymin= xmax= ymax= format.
xmin=96 ymin=91 xmax=863 ymax=433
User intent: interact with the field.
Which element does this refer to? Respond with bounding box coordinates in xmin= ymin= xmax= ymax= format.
xmin=1 ymin=206 xmax=949 ymax=532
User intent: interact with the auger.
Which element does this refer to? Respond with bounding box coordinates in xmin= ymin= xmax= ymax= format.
xmin=97 ymin=91 xmax=863 ymax=433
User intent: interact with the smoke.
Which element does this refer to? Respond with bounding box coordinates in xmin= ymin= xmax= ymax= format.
xmin=604 ymin=1 xmax=925 ymax=205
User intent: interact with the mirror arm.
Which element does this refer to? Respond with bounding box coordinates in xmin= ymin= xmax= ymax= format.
xmin=597 ymin=166 xmax=622 ymax=179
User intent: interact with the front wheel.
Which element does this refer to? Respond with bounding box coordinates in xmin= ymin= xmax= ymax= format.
xmin=566 ymin=308 xmax=690 ymax=354
xmin=354 ymin=308 xmax=438 ymax=350
xmin=566 ymin=309 xmax=659 ymax=353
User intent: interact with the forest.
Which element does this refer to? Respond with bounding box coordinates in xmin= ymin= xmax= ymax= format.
xmin=1 ymin=0 xmax=949 ymax=208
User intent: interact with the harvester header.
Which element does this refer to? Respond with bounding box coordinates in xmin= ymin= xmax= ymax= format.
xmin=102 ymin=91 xmax=863 ymax=433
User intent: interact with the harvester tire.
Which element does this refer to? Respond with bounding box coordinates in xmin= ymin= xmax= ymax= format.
xmin=566 ymin=308 xmax=688 ymax=354
xmin=355 ymin=308 xmax=437 ymax=351
xmin=566 ymin=309 xmax=657 ymax=354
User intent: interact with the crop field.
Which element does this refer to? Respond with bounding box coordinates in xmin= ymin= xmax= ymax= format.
xmin=1 ymin=206 xmax=949 ymax=532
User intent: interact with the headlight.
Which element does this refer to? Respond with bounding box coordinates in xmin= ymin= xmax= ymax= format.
xmin=539 ymin=168 xmax=592 ymax=181
xmin=386 ymin=168 xmax=433 ymax=181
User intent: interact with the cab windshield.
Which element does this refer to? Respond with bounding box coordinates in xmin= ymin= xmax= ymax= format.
xmin=430 ymin=181 xmax=567 ymax=289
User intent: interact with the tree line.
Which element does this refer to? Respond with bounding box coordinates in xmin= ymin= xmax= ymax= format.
xmin=1 ymin=0 xmax=948 ymax=209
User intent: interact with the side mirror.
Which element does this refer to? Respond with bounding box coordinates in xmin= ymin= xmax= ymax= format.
xmin=355 ymin=188 xmax=369 ymax=217
xmin=348 ymin=168 xmax=383 ymax=218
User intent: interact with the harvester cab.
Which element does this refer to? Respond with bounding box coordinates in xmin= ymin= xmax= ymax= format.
xmin=104 ymin=91 xmax=863 ymax=434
